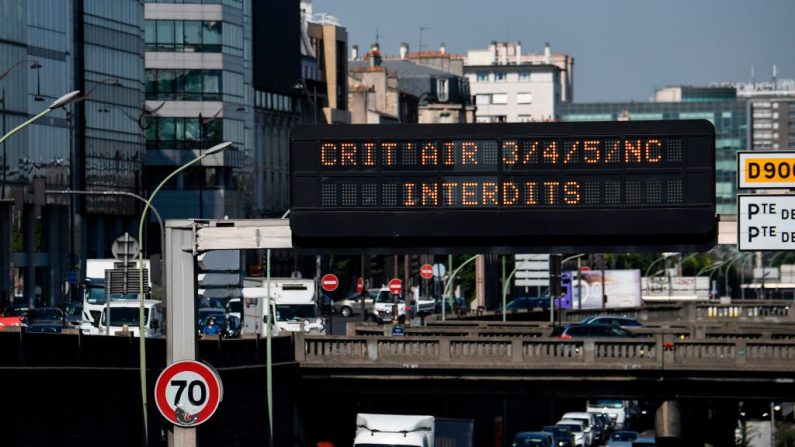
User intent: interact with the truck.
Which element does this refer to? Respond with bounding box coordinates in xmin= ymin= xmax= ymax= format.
xmin=97 ymin=299 xmax=164 ymax=337
xmin=370 ymin=286 xmax=435 ymax=323
xmin=353 ymin=413 xmax=473 ymax=447
xmin=586 ymin=399 xmax=639 ymax=430
xmin=241 ymin=277 xmax=325 ymax=335
xmin=82 ymin=259 xmax=151 ymax=330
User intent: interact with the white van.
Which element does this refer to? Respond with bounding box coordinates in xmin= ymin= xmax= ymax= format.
xmin=97 ymin=300 xmax=163 ymax=337
xmin=354 ymin=413 xmax=434 ymax=447
xmin=556 ymin=419 xmax=586 ymax=447
xmin=587 ymin=399 xmax=633 ymax=429
xmin=560 ymin=412 xmax=597 ymax=447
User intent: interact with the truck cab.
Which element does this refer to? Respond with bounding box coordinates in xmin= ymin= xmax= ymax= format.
xmin=97 ymin=300 xmax=163 ymax=337
xmin=354 ymin=413 xmax=434 ymax=447
xmin=369 ymin=286 xmax=435 ymax=322
xmin=243 ymin=278 xmax=325 ymax=335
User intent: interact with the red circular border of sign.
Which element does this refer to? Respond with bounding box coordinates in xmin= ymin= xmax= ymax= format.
xmin=321 ymin=273 xmax=339 ymax=291
xmin=420 ymin=264 xmax=434 ymax=279
xmin=155 ymin=360 xmax=223 ymax=427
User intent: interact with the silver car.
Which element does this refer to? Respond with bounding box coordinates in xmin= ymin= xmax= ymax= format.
xmin=333 ymin=292 xmax=374 ymax=318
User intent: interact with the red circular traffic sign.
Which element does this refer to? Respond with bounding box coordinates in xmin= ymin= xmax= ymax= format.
xmin=579 ymin=266 xmax=591 ymax=272
xmin=420 ymin=264 xmax=434 ymax=280
xmin=321 ymin=274 xmax=339 ymax=292
xmin=356 ymin=277 xmax=364 ymax=294
xmin=388 ymin=278 xmax=402 ymax=295
xmin=155 ymin=360 xmax=223 ymax=427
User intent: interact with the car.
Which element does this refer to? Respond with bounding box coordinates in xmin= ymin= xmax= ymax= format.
xmin=197 ymin=307 xmax=226 ymax=327
xmin=560 ymin=412 xmax=598 ymax=447
xmin=512 ymin=431 xmax=555 ymax=447
xmin=65 ymin=302 xmax=83 ymax=327
xmin=333 ymin=291 xmax=374 ymax=318
xmin=578 ymin=316 xmax=644 ymax=329
xmin=26 ymin=319 xmax=66 ymax=333
xmin=496 ymin=296 xmax=550 ymax=313
xmin=0 ymin=306 xmax=28 ymax=331
xmin=550 ymin=323 xmax=638 ymax=339
xmin=555 ymin=420 xmax=587 ymax=447
xmin=607 ymin=430 xmax=639 ymax=447
xmin=541 ymin=425 xmax=575 ymax=447
xmin=25 ymin=307 xmax=64 ymax=324
xmin=590 ymin=411 xmax=614 ymax=436
xmin=631 ymin=436 xmax=655 ymax=446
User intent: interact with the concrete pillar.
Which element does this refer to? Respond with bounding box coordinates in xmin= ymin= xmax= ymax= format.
xmin=655 ymin=400 xmax=682 ymax=446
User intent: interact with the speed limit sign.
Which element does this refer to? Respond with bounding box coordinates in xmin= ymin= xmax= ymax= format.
xmin=155 ymin=360 xmax=224 ymax=427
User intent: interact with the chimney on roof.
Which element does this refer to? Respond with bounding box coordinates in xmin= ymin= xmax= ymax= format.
xmin=544 ymin=42 xmax=551 ymax=64
xmin=370 ymin=42 xmax=382 ymax=68
xmin=400 ymin=42 xmax=409 ymax=60
xmin=352 ymin=45 xmax=359 ymax=60
xmin=439 ymin=42 xmax=446 ymax=54
xmin=515 ymin=41 xmax=521 ymax=64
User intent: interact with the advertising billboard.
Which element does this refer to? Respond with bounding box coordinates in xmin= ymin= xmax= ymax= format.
xmin=562 ymin=270 xmax=641 ymax=309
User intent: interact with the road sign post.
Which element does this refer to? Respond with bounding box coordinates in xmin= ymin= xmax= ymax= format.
xmin=155 ymin=360 xmax=223 ymax=428
xmin=388 ymin=278 xmax=401 ymax=323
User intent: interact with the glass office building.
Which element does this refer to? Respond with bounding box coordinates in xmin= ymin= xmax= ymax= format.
xmin=561 ymin=92 xmax=747 ymax=216
xmin=143 ymin=0 xmax=253 ymax=220
xmin=0 ymin=0 xmax=145 ymax=306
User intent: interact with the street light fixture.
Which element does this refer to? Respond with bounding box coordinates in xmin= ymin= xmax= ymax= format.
xmin=135 ymin=140 xmax=232 ymax=444
xmin=0 ymin=90 xmax=81 ymax=146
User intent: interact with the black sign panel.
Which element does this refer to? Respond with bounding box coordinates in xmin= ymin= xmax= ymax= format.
xmin=290 ymin=121 xmax=716 ymax=253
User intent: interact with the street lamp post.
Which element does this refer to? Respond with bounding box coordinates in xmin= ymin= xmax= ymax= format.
xmin=136 ymin=141 xmax=232 ymax=444
xmin=442 ymin=255 xmax=480 ymax=321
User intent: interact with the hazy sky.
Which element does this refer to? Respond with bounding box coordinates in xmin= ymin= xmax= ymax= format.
xmin=314 ymin=0 xmax=794 ymax=102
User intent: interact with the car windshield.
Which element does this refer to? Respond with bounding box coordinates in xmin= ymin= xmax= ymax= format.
xmin=199 ymin=309 xmax=226 ymax=321
xmin=558 ymin=423 xmax=581 ymax=433
xmin=376 ymin=293 xmax=402 ymax=303
xmin=591 ymin=399 xmax=624 ymax=409
xmin=274 ymin=304 xmax=316 ymax=321
xmin=101 ymin=308 xmax=148 ymax=326
xmin=513 ymin=438 xmax=544 ymax=446
xmin=66 ymin=304 xmax=82 ymax=317
xmin=611 ymin=432 xmax=638 ymax=441
xmin=85 ymin=286 xmax=107 ymax=304
xmin=29 ymin=308 xmax=62 ymax=320
xmin=542 ymin=426 xmax=568 ymax=435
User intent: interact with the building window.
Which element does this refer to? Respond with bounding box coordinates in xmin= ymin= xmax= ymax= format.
xmin=145 ymin=69 xmax=222 ymax=100
xmin=476 ymin=72 xmax=488 ymax=82
xmin=491 ymin=93 xmax=507 ymax=104
xmin=475 ymin=94 xmax=491 ymax=105
xmin=517 ymin=93 xmax=533 ymax=104
xmin=519 ymin=72 xmax=530 ymax=82
xmin=145 ymin=116 xmax=223 ymax=150
xmin=436 ymin=78 xmax=449 ymax=102
xmin=145 ymin=20 xmax=223 ymax=52
xmin=494 ymin=72 xmax=506 ymax=82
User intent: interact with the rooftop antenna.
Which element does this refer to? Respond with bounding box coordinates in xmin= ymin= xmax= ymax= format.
xmin=375 ymin=27 xmax=382 ymax=45
xmin=419 ymin=26 xmax=430 ymax=51
xmin=751 ymin=65 xmax=756 ymax=86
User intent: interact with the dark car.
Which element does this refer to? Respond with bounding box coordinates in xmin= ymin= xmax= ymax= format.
xmin=541 ymin=425 xmax=575 ymax=447
xmin=579 ymin=316 xmax=644 ymax=329
xmin=512 ymin=431 xmax=554 ymax=447
xmin=65 ymin=302 xmax=83 ymax=327
xmin=497 ymin=296 xmax=550 ymax=313
xmin=24 ymin=307 xmax=66 ymax=333
xmin=550 ymin=323 xmax=638 ymax=339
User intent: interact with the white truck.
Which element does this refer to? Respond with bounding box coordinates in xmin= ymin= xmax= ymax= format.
xmin=97 ymin=299 xmax=164 ymax=337
xmin=353 ymin=414 xmax=473 ymax=447
xmin=82 ymin=259 xmax=151 ymax=331
xmin=370 ymin=286 xmax=435 ymax=323
xmin=242 ymin=277 xmax=325 ymax=335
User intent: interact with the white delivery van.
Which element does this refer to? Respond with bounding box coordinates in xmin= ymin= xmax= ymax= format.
xmin=82 ymin=259 xmax=151 ymax=329
xmin=97 ymin=300 xmax=163 ymax=337
xmin=243 ymin=278 xmax=325 ymax=335
xmin=354 ymin=413 xmax=434 ymax=447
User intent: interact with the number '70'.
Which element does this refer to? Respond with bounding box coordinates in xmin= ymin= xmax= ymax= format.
xmin=170 ymin=379 xmax=207 ymax=406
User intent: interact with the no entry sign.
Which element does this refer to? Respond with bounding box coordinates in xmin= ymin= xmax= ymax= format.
xmin=155 ymin=360 xmax=223 ymax=427
xmin=388 ymin=278 xmax=402 ymax=295
xmin=321 ymin=273 xmax=339 ymax=292
xmin=420 ymin=264 xmax=434 ymax=280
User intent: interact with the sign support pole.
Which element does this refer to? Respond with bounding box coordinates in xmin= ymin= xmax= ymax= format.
xmin=166 ymin=222 xmax=198 ymax=446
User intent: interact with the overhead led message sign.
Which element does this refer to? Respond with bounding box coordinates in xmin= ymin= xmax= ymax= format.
xmin=290 ymin=121 xmax=716 ymax=253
